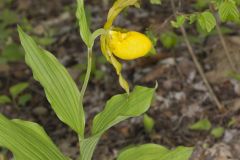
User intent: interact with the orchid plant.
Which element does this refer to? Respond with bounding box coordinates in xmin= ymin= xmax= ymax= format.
xmin=0 ymin=0 xmax=193 ymax=160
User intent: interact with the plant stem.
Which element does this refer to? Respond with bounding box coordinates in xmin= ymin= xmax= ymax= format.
xmin=209 ymin=4 xmax=238 ymax=73
xmin=78 ymin=136 xmax=100 ymax=160
xmin=170 ymin=0 xmax=225 ymax=111
xmin=78 ymin=48 xmax=93 ymax=159
xmin=80 ymin=48 xmax=93 ymax=101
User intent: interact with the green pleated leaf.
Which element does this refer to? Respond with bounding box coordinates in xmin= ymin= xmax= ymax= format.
xmin=79 ymin=86 xmax=155 ymax=160
xmin=18 ymin=27 xmax=85 ymax=137
xmin=0 ymin=114 xmax=69 ymax=160
xmin=197 ymin=11 xmax=216 ymax=32
xmin=171 ymin=15 xmax=186 ymax=28
xmin=219 ymin=0 xmax=239 ymax=22
xmin=92 ymin=86 xmax=155 ymax=135
xmin=76 ymin=0 xmax=92 ymax=47
xmin=117 ymin=144 xmax=193 ymax=160
xmin=79 ymin=135 xmax=100 ymax=160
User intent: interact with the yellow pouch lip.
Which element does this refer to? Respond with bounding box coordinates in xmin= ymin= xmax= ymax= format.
xmin=108 ymin=30 xmax=153 ymax=60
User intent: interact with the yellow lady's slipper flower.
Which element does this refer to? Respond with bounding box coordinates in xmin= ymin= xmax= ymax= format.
xmin=100 ymin=0 xmax=144 ymax=93
xmin=109 ymin=31 xmax=152 ymax=60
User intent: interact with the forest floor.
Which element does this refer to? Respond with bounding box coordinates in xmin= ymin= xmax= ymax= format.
xmin=0 ymin=0 xmax=240 ymax=160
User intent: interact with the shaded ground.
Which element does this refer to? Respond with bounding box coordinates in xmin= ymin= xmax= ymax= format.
xmin=0 ymin=0 xmax=240 ymax=159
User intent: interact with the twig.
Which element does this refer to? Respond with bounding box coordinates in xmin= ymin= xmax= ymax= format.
xmin=170 ymin=0 xmax=225 ymax=111
xmin=209 ymin=4 xmax=238 ymax=73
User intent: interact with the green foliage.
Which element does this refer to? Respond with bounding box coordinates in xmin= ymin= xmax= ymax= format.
xmin=146 ymin=30 xmax=158 ymax=46
xmin=145 ymin=29 xmax=158 ymax=55
xmin=235 ymin=0 xmax=240 ymax=5
xmin=143 ymin=114 xmax=155 ymax=133
xmin=92 ymin=86 xmax=155 ymax=135
xmin=0 ymin=9 xmax=18 ymax=27
xmin=16 ymin=26 xmax=158 ymax=160
xmin=33 ymin=36 xmax=55 ymax=46
xmin=0 ymin=26 xmax=11 ymax=42
xmin=218 ymin=0 xmax=239 ymax=22
xmin=117 ymin=144 xmax=193 ymax=160
xmin=80 ymin=86 xmax=155 ymax=160
xmin=214 ymin=0 xmax=225 ymax=7
xmin=0 ymin=43 xmax=24 ymax=63
xmin=18 ymin=27 xmax=85 ymax=137
xmin=76 ymin=0 xmax=104 ymax=48
xmin=150 ymin=0 xmax=162 ymax=5
xmin=0 ymin=114 xmax=69 ymax=160
xmin=0 ymin=95 xmax=11 ymax=105
xmin=171 ymin=15 xmax=186 ymax=28
xmin=0 ymin=82 xmax=30 ymax=106
xmin=79 ymin=136 xmax=100 ymax=160
xmin=0 ymin=7 xmax=24 ymax=64
xmin=189 ymin=119 xmax=212 ymax=131
xmin=0 ymin=5 xmax=39 ymax=64
xmin=197 ymin=11 xmax=216 ymax=32
xmin=190 ymin=119 xmax=225 ymax=139
xmin=184 ymin=11 xmax=216 ymax=33
xmin=76 ymin=0 xmax=92 ymax=47
xmin=172 ymin=0 xmax=240 ymax=35
xmin=189 ymin=14 xmax=198 ymax=24
xmin=10 ymin=82 xmax=29 ymax=98
xmin=18 ymin=94 xmax=32 ymax=106
xmin=210 ymin=127 xmax=224 ymax=138
xmin=160 ymin=32 xmax=178 ymax=49
xmin=193 ymin=0 xmax=209 ymax=9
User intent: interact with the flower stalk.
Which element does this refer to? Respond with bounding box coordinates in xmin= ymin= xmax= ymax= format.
xmin=80 ymin=48 xmax=93 ymax=101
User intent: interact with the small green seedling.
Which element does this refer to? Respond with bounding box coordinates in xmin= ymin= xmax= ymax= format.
xmin=143 ymin=114 xmax=155 ymax=133
xmin=0 ymin=82 xmax=30 ymax=107
xmin=9 ymin=82 xmax=29 ymax=98
xmin=189 ymin=119 xmax=212 ymax=131
xmin=210 ymin=127 xmax=225 ymax=138
xmin=189 ymin=119 xmax=225 ymax=139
